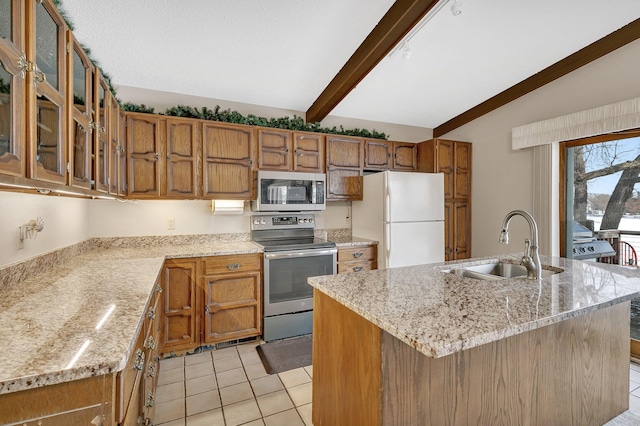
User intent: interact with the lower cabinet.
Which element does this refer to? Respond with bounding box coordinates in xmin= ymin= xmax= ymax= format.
xmin=202 ymin=254 xmax=262 ymax=345
xmin=337 ymin=244 xmax=378 ymax=274
xmin=160 ymin=254 xmax=263 ymax=355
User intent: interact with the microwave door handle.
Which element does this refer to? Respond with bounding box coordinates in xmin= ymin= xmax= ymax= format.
xmin=312 ymin=182 xmax=317 ymax=204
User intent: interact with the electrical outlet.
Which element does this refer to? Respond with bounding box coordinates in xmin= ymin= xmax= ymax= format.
xmin=167 ymin=218 xmax=175 ymax=230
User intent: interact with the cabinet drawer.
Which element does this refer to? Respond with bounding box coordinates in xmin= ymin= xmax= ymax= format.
xmin=116 ymin=327 xmax=146 ymax=424
xmin=337 ymin=261 xmax=376 ymax=274
xmin=337 ymin=246 xmax=376 ymax=262
xmin=203 ymin=254 xmax=261 ymax=275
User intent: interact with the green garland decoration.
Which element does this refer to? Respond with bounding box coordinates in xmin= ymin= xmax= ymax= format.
xmin=160 ymin=105 xmax=387 ymax=139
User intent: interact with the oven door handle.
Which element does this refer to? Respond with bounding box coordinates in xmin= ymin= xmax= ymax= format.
xmin=265 ymin=248 xmax=337 ymax=259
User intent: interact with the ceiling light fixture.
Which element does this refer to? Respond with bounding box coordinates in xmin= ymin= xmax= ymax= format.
xmin=387 ymin=0 xmax=452 ymax=59
xmin=451 ymin=0 xmax=462 ymax=16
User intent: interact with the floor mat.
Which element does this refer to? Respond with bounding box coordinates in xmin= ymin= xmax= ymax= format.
xmin=256 ymin=334 xmax=312 ymax=374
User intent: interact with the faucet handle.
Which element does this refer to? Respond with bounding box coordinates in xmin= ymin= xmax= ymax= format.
xmin=523 ymin=238 xmax=531 ymax=257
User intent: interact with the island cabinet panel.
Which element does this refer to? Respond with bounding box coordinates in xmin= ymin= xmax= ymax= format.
xmin=257 ymin=128 xmax=292 ymax=171
xmin=292 ymin=132 xmax=324 ymax=172
xmin=326 ymin=135 xmax=364 ymax=200
xmin=0 ymin=374 xmax=114 ymax=425
xmin=161 ymin=259 xmax=198 ymax=353
xmin=313 ymin=290 xmax=629 ymax=425
xmin=312 ymin=290 xmax=381 ymax=426
xmin=202 ymin=122 xmax=256 ymax=199
xmin=201 ymin=254 xmax=262 ymax=344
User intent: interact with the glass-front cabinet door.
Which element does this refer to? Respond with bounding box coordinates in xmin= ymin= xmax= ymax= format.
xmin=27 ymin=0 xmax=67 ymax=184
xmin=108 ymin=90 xmax=120 ymax=194
xmin=93 ymin=68 xmax=109 ymax=192
xmin=68 ymin=32 xmax=92 ymax=189
xmin=0 ymin=0 xmax=26 ymax=177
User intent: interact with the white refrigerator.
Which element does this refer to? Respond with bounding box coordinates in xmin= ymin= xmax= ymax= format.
xmin=351 ymin=171 xmax=445 ymax=268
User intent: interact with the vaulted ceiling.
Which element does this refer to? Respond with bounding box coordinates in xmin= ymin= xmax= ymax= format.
xmin=62 ymin=0 xmax=640 ymax=135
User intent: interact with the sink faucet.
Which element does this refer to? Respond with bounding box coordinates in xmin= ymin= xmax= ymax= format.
xmin=498 ymin=210 xmax=542 ymax=279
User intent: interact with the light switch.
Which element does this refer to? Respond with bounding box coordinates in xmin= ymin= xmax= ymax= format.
xmin=167 ymin=218 xmax=175 ymax=230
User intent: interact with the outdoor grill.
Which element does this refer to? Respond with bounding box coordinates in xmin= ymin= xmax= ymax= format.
xmin=571 ymin=222 xmax=617 ymax=260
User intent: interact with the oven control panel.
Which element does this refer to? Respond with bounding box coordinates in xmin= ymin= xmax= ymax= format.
xmin=251 ymin=214 xmax=315 ymax=230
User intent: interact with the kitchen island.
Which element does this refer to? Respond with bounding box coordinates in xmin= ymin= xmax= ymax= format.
xmin=308 ymin=254 xmax=640 ymax=425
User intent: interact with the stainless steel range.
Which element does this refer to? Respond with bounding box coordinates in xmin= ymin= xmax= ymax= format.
xmin=251 ymin=214 xmax=337 ymax=341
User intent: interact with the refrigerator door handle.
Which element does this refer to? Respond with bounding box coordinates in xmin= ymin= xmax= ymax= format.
xmin=384 ymin=222 xmax=391 ymax=267
xmin=385 ymin=186 xmax=391 ymax=223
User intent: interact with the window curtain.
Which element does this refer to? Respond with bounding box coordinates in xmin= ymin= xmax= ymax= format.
xmin=512 ymin=96 xmax=640 ymax=149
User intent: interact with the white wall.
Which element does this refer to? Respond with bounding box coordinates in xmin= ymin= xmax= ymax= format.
xmin=116 ymin=86 xmax=431 ymax=143
xmin=442 ymin=39 xmax=640 ymax=257
xmin=0 ymin=192 xmax=90 ymax=267
xmin=88 ymin=199 xmax=351 ymax=237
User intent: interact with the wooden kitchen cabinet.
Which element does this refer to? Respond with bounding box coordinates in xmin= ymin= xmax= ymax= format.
xmin=202 ymin=121 xmax=256 ymax=199
xmin=392 ymin=142 xmax=417 ymax=171
xmin=337 ymin=244 xmax=378 ymax=274
xmin=257 ymin=128 xmax=292 ymax=171
xmin=326 ymin=135 xmax=364 ymax=200
xmin=26 ymin=0 xmax=68 ymax=185
xmin=67 ymin=32 xmax=93 ymax=190
xmin=364 ymin=139 xmax=392 ymax=171
xmin=293 ymin=131 xmax=324 ymax=172
xmin=126 ymin=113 xmax=198 ymax=198
xmin=202 ymin=254 xmax=262 ymax=345
xmin=419 ymin=138 xmax=472 ymax=260
xmin=93 ymin=69 xmax=110 ymax=193
xmin=108 ymin=90 xmax=122 ymax=195
xmin=161 ymin=259 xmax=198 ymax=353
xmin=0 ymin=0 xmax=26 ymax=178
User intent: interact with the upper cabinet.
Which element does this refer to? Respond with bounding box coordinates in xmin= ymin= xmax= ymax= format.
xmin=165 ymin=117 xmax=198 ymax=198
xmin=326 ymin=135 xmax=364 ymax=201
xmin=127 ymin=113 xmax=163 ymax=198
xmin=26 ymin=0 xmax=68 ymax=184
xmin=392 ymin=142 xmax=417 ymax=171
xmin=257 ymin=129 xmax=324 ymax=173
xmin=202 ymin=121 xmax=256 ymax=199
xmin=364 ymin=139 xmax=417 ymax=172
xmin=292 ymin=131 xmax=324 ymax=173
xmin=67 ymin=31 xmax=92 ymax=190
xmin=93 ymin=69 xmax=110 ymax=193
xmin=0 ymin=0 xmax=26 ymax=177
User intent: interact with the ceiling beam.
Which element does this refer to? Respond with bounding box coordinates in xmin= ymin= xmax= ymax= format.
xmin=433 ymin=17 xmax=640 ymax=138
xmin=305 ymin=0 xmax=439 ymax=124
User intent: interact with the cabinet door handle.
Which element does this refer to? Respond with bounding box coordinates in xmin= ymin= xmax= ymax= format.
xmin=146 ymin=335 xmax=156 ymax=350
xmin=133 ymin=349 xmax=145 ymax=371
xmin=147 ymin=307 xmax=156 ymax=320
xmin=146 ymin=391 xmax=155 ymax=408
xmin=205 ymin=305 xmax=211 ymax=315
xmin=227 ymin=263 xmax=241 ymax=271
xmin=353 ymin=266 xmax=363 ymax=272
xmin=352 ymin=252 xmax=363 ymax=258
xmin=154 ymin=153 xmax=159 ymax=161
xmin=147 ymin=363 xmax=156 ymax=378
xmin=156 ymin=283 xmax=162 ymax=293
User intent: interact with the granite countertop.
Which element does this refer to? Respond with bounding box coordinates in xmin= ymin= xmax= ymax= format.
xmin=308 ymin=254 xmax=640 ymax=359
xmin=330 ymin=235 xmax=378 ymax=247
xmin=0 ymin=241 xmax=262 ymax=395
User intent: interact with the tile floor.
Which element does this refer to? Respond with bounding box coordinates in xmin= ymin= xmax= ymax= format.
xmin=155 ymin=343 xmax=640 ymax=426
xmin=154 ymin=342 xmax=312 ymax=426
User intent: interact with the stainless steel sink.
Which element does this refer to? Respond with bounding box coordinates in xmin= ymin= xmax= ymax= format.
xmin=446 ymin=261 xmax=558 ymax=281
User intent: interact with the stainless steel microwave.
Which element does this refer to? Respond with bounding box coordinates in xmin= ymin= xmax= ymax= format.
xmin=252 ymin=171 xmax=326 ymax=211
